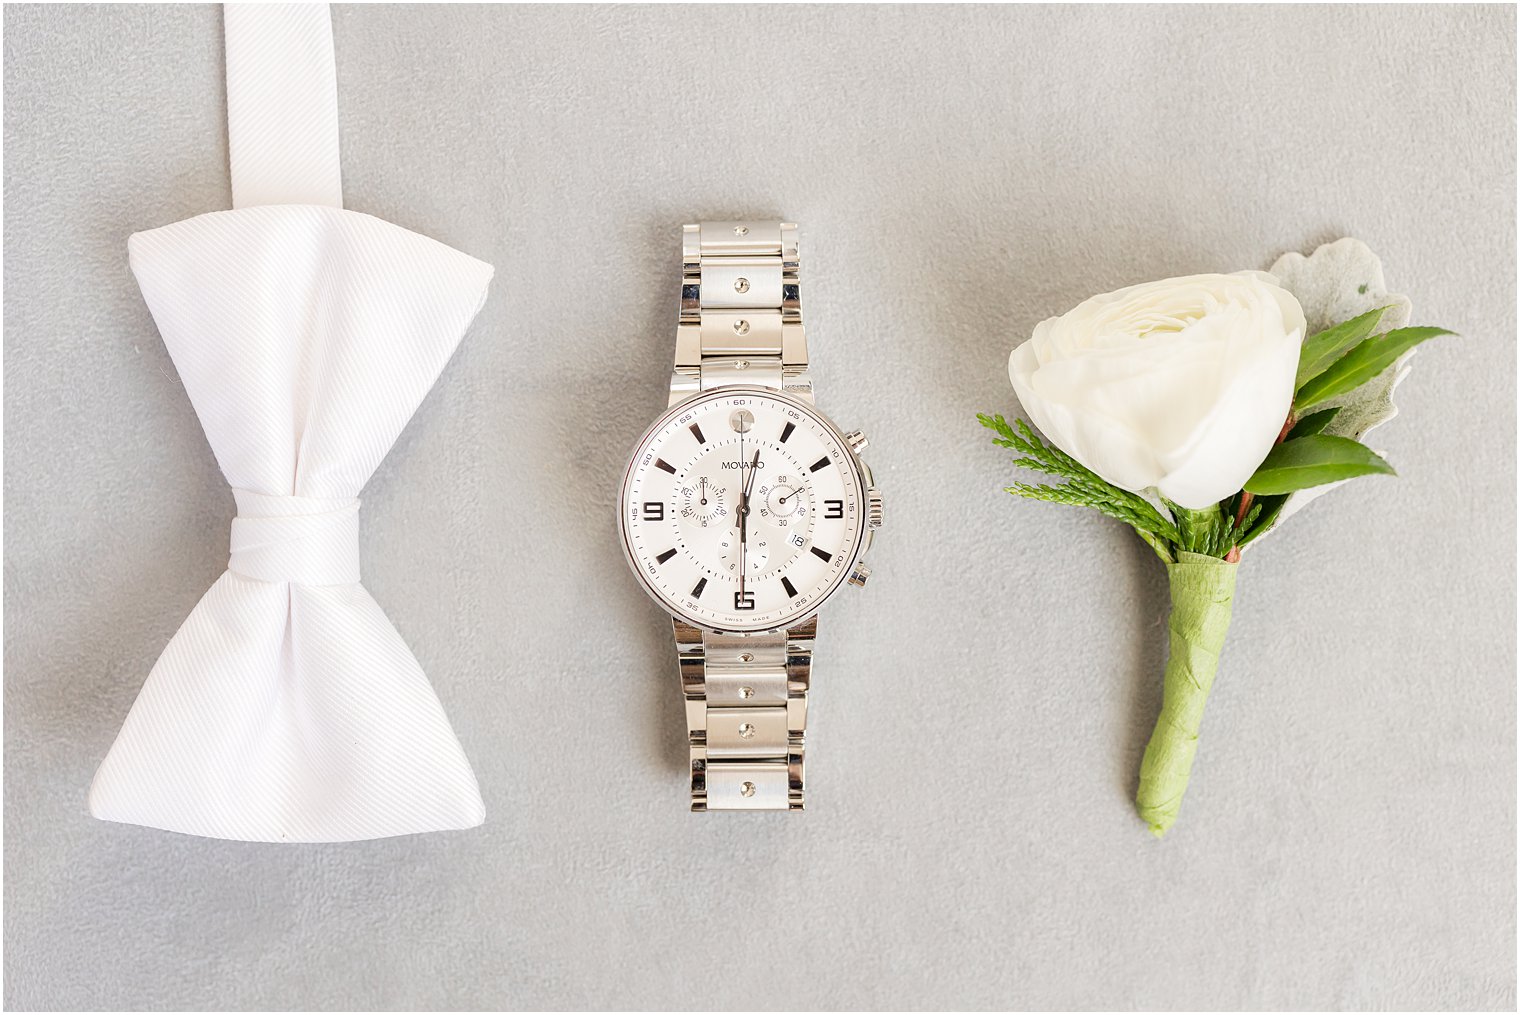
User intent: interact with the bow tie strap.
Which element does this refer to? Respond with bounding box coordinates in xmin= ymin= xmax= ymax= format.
xmin=229 ymin=491 xmax=361 ymax=586
xmin=224 ymin=4 xmax=342 ymax=210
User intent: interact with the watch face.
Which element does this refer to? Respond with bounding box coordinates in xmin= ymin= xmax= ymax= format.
xmin=619 ymin=386 xmax=868 ymax=632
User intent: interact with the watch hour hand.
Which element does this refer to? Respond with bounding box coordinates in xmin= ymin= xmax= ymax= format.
xmin=738 ymin=452 xmax=760 ymax=527
xmin=736 ymin=450 xmax=761 ymax=526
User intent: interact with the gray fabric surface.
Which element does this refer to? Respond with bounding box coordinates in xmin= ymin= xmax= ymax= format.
xmin=3 ymin=4 xmax=1515 ymax=1010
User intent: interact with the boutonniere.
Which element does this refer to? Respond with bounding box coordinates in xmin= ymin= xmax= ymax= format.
xmin=981 ymin=238 xmax=1452 ymax=837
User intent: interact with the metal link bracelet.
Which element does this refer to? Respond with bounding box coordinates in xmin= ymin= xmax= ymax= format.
xmin=669 ymin=221 xmax=812 ymax=407
xmin=671 ymin=221 xmax=814 ymax=811
xmin=675 ymin=618 xmax=813 ymax=810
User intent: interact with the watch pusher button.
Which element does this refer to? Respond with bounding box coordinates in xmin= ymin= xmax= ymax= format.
xmin=844 ymin=429 xmax=869 ymax=453
xmin=848 ymin=562 xmax=872 ymax=588
xmin=866 ymin=487 xmax=883 ymax=530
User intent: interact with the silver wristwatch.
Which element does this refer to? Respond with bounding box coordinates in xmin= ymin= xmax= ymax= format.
xmin=618 ymin=222 xmax=883 ymax=811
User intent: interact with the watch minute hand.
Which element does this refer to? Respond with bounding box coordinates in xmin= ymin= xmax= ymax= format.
xmin=742 ymin=450 xmax=761 ymax=502
xmin=738 ymin=450 xmax=759 ymax=594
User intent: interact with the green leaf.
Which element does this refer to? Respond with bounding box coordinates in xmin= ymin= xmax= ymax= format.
xmin=1243 ymin=435 xmax=1396 ymax=495
xmin=1295 ymin=326 xmax=1454 ymax=412
xmin=1235 ymin=494 xmax=1286 ymax=548
xmin=1295 ymin=306 xmax=1389 ymax=387
xmin=1227 ymin=418 xmax=1341 ymax=544
xmin=1286 ymin=406 xmax=1341 ymax=439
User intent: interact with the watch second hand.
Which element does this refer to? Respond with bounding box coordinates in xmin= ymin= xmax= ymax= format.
xmin=738 ymin=426 xmax=745 ymax=599
xmin=739 ymin=447 xmax=760 ymax=598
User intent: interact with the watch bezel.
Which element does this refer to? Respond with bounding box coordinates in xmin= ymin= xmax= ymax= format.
xmin=618 ymin=384 xmax=869 ymax=634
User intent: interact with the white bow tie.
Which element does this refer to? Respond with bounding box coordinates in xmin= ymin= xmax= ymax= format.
xmin=89 ymin=6 xmax=492 ymax=842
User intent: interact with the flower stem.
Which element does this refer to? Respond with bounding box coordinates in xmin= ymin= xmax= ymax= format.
xmin=1223 ymin=410 xmax=1296 ymax=561
xmin=1136 ymin=551 xmax=1238 ymax=837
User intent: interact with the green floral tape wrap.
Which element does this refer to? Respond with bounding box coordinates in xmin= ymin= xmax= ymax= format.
xmin=1136 ymin=551 xmax=1238 ymax=837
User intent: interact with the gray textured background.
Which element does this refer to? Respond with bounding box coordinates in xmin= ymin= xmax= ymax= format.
xmin=4 ymin=4 xmax=1515 ymax=1011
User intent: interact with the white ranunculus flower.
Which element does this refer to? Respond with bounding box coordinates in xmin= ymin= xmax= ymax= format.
xmin=1008 ymin=271 xmax=1306 ymax=510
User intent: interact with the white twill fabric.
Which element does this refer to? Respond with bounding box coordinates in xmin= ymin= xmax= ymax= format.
xmin=88 ymin=5 xmax=492 ymax=842
xmin=224 ymin=4 xmax=342 ymax=209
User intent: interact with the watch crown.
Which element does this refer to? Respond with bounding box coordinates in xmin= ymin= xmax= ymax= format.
xmin=867 ymin=487 xmax=884 ymax=530
xmin=844 ymin=429 xmax=869 ymax=454
xmin=848 ymin=562 xmax=872 ymax=588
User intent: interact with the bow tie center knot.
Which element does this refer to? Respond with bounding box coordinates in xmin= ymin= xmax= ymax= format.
xmin=228 ymin=491 xmax=361 ymax=585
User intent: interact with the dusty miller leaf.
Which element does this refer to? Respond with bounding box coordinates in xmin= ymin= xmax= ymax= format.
xmin=1245 ymin=238 xmax=1416 ymax=549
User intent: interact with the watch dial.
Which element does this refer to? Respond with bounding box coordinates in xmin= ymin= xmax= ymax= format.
xmin=620 ymin=388 xmax=867 ymax=631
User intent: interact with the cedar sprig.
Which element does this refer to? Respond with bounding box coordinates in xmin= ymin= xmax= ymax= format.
xmin=979 ymin=413 xmax=1181 ymax=563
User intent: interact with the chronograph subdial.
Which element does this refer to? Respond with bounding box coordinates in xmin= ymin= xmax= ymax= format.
xmin=678 ymin=475 xmax=728 ymax=527
xmin=717 ymin=529 xmax=770 ymax=578
xmin=758 ymin=474 xmax=810 ymax=527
